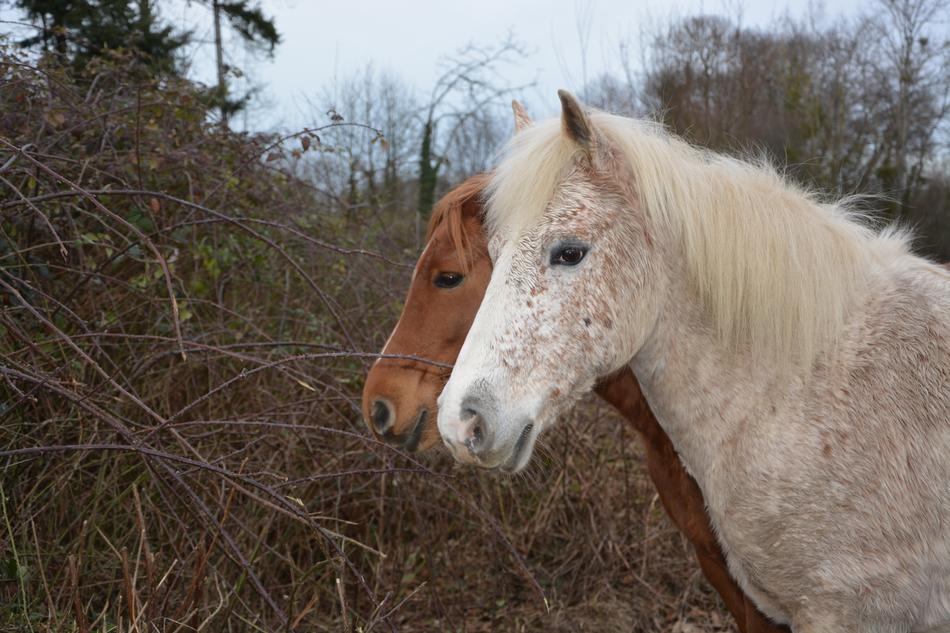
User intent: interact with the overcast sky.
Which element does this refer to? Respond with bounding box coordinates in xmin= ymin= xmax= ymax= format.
xmin=2 ymin=0 xmax=872 ymax=130
xmin=157 ymin=0 xmax=877 ymax=131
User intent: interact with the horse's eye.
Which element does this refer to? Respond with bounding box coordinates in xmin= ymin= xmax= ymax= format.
xmin=434 ymin=272 xmax=464 ymax=288
xmin=551 ymin=244 xmax=588 ymax=266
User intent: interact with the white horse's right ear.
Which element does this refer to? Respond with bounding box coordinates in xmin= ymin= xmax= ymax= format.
xmin=557 ymin=89 xmax=595 ymax=154
xmin=511 ymin=100 xmax=533 ymax=133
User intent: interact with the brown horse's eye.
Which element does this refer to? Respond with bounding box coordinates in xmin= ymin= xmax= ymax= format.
xmin=551 ymin=243 xmax=589 ymax=266
xmin=434 ymin=272 xmax=464 ymax=288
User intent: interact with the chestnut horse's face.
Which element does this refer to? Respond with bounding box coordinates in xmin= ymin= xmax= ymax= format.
xmin=361 ymin=180 xmax=491 ymax=451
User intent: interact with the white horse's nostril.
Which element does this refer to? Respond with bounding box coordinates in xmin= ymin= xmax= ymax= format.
xmin=471 ymin=420 xmax=484 ymax=444
xmin=451 ymin=386 xmax=497 ymax=461
xmin=464 ymin=418 xmax=485 ymax=454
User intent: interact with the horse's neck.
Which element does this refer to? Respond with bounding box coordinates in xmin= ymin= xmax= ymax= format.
xmin=628 ymin=247 xmax=950 ymax=628
xmin=629 ymin=271 xmax=798 ymax=490
xmin=629 ymin=250 xmax=945 ymax=491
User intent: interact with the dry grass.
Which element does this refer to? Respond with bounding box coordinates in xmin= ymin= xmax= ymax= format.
xmin=0 ymin=47 xmax=735 ymax=632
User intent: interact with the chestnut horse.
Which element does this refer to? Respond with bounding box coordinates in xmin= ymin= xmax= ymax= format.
xmin=362 ymin=174 xmax=789 ymax=633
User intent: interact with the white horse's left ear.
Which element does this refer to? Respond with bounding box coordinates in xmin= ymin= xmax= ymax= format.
xmin=557 ymin=89 xmax=595 ymax=155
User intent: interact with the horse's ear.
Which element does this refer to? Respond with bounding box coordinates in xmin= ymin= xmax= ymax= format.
xmin=511 ymin=100 xmax=533 ymax=133
xmin=557 ymin=89 xmax=595 ymax=153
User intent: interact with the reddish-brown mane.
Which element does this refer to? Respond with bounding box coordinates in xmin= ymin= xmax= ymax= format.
xmin=424 ymin=173 xmax=492 ymax=273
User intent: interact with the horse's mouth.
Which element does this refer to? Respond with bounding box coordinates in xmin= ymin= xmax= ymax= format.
xmin=501 ymin=423 xmax=535 ymax=473
xmin=402 ymin=409 xmax=428 ymax=453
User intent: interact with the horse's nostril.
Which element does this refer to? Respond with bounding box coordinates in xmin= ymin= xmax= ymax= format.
xmin=471 ymin=420 xmax=483 ymax=445
xmin=459 ymin=391 xmax=494 ymax=457
xmin=465 ymin=418 xmax=485 ymax=454
xmin=371 ymin=400 xmax=391 ymax=432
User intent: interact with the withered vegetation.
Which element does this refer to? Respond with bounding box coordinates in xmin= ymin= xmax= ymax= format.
xmin=0 ymin=46 xmax=736 ymax=632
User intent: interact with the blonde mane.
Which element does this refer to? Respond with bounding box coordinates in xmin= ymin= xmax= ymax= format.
xmin=486 ymin=113 xmax=912 ymax=365
xmin=425 ymin=173 xmax=491 ymax=273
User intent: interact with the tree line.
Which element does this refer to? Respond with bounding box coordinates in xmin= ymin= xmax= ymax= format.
xmin=305 ymin=0 xmax=950 ymax=259
xmin=4 ymin=0 xmax=279 ymax=124
xmin=4 ymin=0 xmax=949 ymax=258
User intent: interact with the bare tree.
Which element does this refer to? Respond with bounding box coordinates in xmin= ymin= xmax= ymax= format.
xmin=308 ymin=66 xmax=418 ymax=225
xmin=871 ymin=0 xmax=950 ymax=205
xmin=416 ymin=35 xmax=532 ymax=219
xmin=580 ymin=72 xmax=639 ymax=115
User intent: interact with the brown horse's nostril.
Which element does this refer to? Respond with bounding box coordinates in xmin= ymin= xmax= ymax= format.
xmin=371 ymin=399 xmax=392 ymax=433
